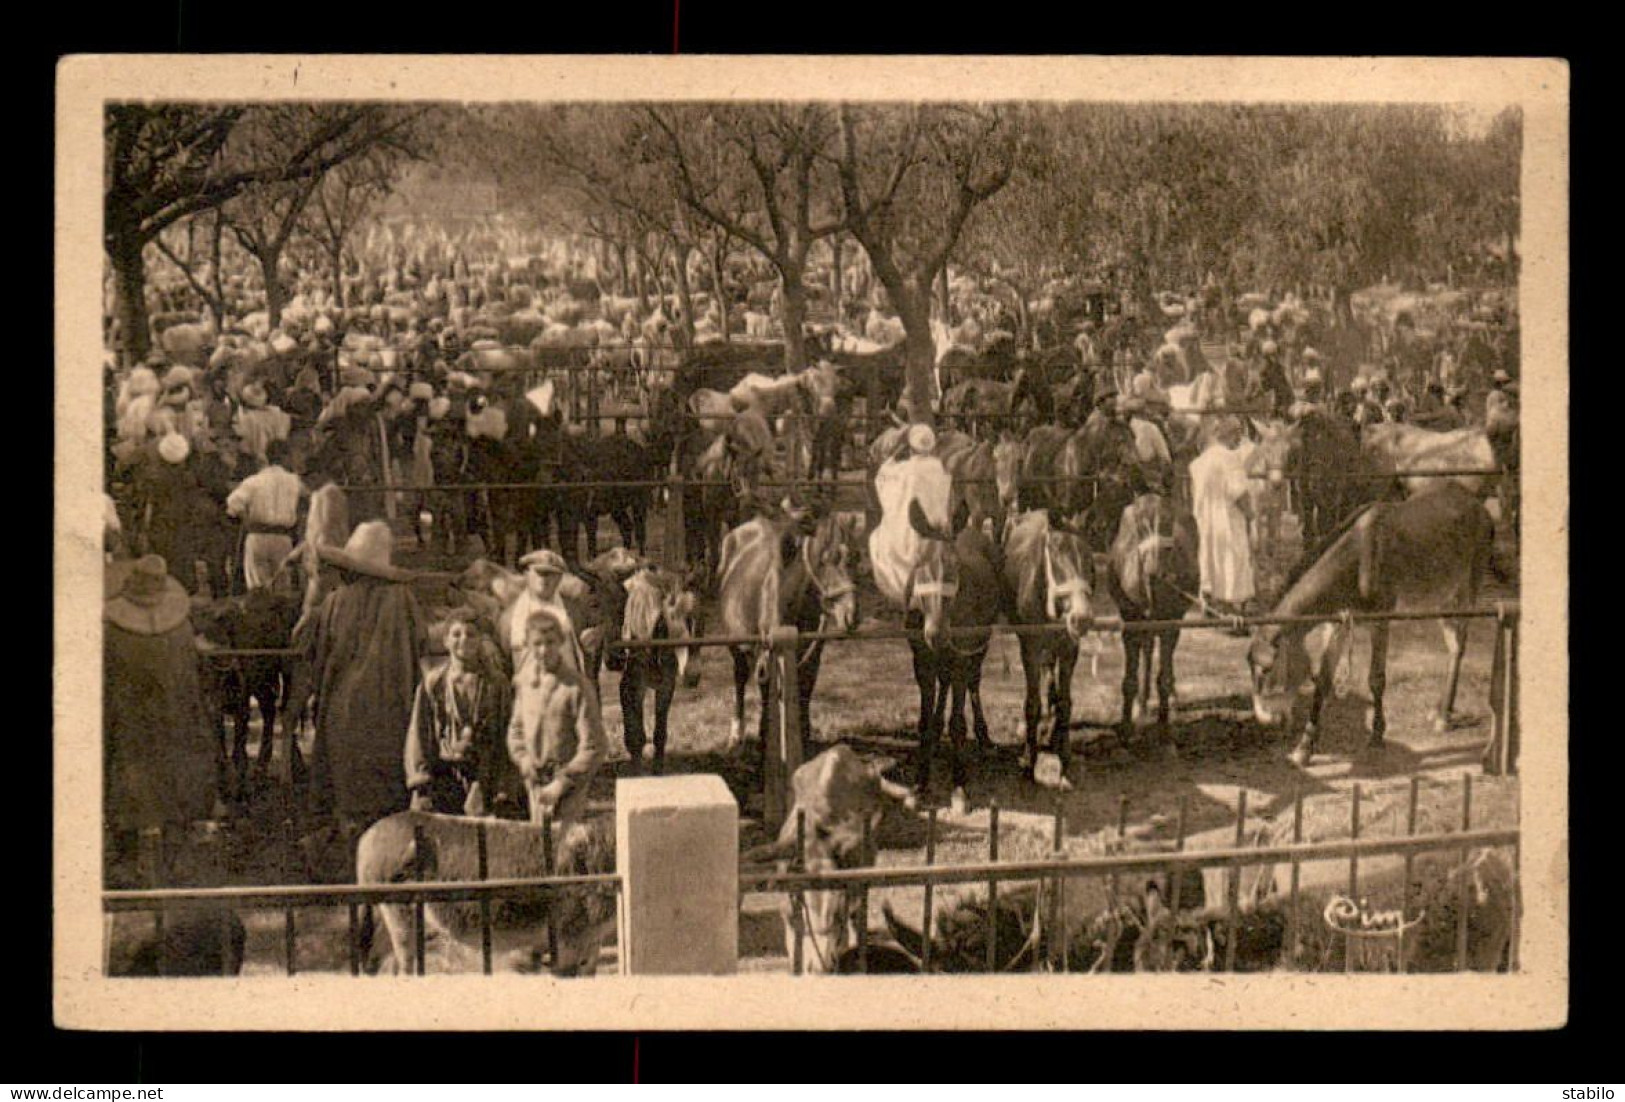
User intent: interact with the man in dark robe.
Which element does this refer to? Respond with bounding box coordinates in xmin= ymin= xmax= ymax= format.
xmin=308 ymin=520 xmax=426 ymax=856
xmin=104 ymin=555 xmax=220 ymax=887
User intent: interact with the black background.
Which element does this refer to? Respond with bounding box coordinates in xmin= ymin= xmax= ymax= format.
xmin=28 ymin=2 xmax=1599 ymax=1084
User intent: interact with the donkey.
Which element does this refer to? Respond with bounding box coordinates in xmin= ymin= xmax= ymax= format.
xmin=1247 ymin=483 xmax=1494 ymax=766
xmin=901 ymin=500 xmax=1004 ymax=813
xmin=1107 ymin=493 xmax=1201 ymax=749
xmin=1002 ymin=509 xmax=1098 ymax=788
xmin=616 ymin=567 xmax=703 ymax=774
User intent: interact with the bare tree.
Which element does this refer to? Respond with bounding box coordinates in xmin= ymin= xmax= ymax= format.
xmin=302 ymin=152 xmax=401 ymax=309
xmin=832 ymin=103 xmax=1018 ymax=417
xmin=647 ymin=104 xmax=846 ymax=370
xmin=104 ymin=103 xmax=430 ymax=361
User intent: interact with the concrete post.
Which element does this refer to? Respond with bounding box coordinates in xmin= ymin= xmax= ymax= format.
xmin=616 ymin=775 xmax=739 ymax=974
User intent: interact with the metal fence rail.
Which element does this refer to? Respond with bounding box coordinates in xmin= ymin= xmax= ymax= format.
xmin=743 ymin=776 xmax=1518 ymax=975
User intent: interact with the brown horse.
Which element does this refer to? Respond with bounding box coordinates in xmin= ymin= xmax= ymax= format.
xmin=1247 ymin=484 xmax=1494 ymax=766
xmin=1107 ymin=494 xmax=1200 ymax=747
xmin=717 ymin=508 xmax=861 ymax=771
xmin=901 ymin=502 xmax=1004 ymax=812
xmin=1002 ymin=510 xmax=1098 ymax=787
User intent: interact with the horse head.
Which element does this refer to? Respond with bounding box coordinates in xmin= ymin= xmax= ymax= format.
xmin=905 ymin=498 xmax=960 ymax=648
xmin=798 ymin=510 xmax=859 ymax=636
xmin=1246 ymin=622 xmax=1314 ymax=728
xmin=991 ymin=433 xmax=1025 ymax=518
xmin=662 ymin=571 xmax=704 ymax=689
xmin=1042 ymin=512 xmax=1096 ymax=642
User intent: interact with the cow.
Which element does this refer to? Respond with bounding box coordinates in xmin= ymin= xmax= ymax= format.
xmin=740 ymin=745 xmax=917 ymax=974
xmin=356 ymin=810 xmax=618 ymax=976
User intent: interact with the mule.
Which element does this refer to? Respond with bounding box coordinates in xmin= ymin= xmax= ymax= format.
xmin=1106 ymin=494 xmax=1201 ymax=749
xmin=1002 ymin=510 xmax=1097 ymax=786
xmin=717 ymin=508 xmax=861 ymax=774
xmin=1247 ymin=484 xmax=1494 ymax=766
xmin=901 ymin=502 xmax=1003 ymax=812
xmin=616 ymin=567 xmax=703 ymax=774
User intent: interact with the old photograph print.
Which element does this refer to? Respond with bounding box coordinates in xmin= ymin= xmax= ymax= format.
xmin=55 ymin=56 xmax=1568 ymax=1030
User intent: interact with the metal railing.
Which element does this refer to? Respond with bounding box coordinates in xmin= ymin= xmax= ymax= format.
xmin=741 ymin=775 xmax=1518 ymax=975
xmin=104 ymin=812 xmax=620 ymax=978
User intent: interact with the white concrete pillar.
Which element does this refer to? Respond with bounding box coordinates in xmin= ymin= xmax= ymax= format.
xmin=616 ymin=775 xmax=739 ymax=975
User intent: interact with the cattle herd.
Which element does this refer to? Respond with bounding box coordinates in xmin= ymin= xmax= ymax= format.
xmin=100 ymin=214 xmax=1522 ymax=977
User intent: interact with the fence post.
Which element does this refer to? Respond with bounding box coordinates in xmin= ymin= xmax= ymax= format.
xmin=665 ymin=473 xmax=687 ymax=571
xmin=1487 ymin=607 xmax=1519 ymax=776
xmin=616 ymin=775 xmax=739 ymax=974
xmin=764 ymin=626 xmax=804 ymax=833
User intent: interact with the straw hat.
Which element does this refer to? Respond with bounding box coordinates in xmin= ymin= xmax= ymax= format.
xmin=1491 ymin=369 xmax=1512 ymax=385
xmin=906 ymin=423 xmax=937 ymax=454
xmin=340 ymin=365 xmax=377 ymax=389
xmin=104 ymin=555 xmax=191 ymax=635
xmin=408 ymin=381 xmax=435 ymax=403
xmin=1261 ymin=340 xmax=1279 ymax=356
xmin=157 ymin=431 xmax=190 ymax=465
xmin=160 ymin=366 xmax=194 ymax=394
xmin=316 ymin=520 xmax=415 ymax=582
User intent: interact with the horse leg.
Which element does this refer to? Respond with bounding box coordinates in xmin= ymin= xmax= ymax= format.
xmin=1432 ymin=617 xmax=1467 ymax=733
xmin=1053 ymin=646 xmax=1078 ymax=784
xmin=1118 ymin=630 xmax=1141 ymax=741
xmin=1019 ymin=640 xmax=1043 ymax=775
xmin=911 ymin=643 xmax=937 ymax=795
xmin=1155 ymin=629 xmax=1180 ymax=753
xmin=947 ymin=666 xmax=970 ymax=814
xmin=729 ymin=648 xmax=751 ymax=751
xmin=968 ymin=659 xmax=992 ymax=751
xmin=619 ymin=663 xmax=646 ymax=767
xmin=797 ymin=643 xmax=823 ymax=745
xmin=652 ymin=658 xmax=676 ymax=775
xmin=1292 ymin=624 xmax=1346 ymax=767
xmin=1366 ymin=621 xmax=1390 ymax=750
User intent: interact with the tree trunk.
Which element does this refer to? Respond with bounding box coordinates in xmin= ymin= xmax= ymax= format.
xmin=896 ymin=279 xmax=937 ymax=423
xmin=935 ymin=266 xmax=951 ymax=325
xmin=671 ymin=247 xmax=696 ymax=349
xmin=261 ymin=246 xmax=287 ymax=330
xmin=781 ymin=273 xmax=809 ymax=371
xmin=615 ymin=242 xmax=630 ymax=297
xmin=830 ymin=233 xmax=844 ymax=325
xmin=329 ymin=243 xmax=346 ymax=309
xmin=711 ymin=246 xmax=730 ymax=343
xmin=109 ymin=228 xmax=151 ymax=367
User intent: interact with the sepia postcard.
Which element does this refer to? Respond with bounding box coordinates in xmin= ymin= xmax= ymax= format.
xmin=56 ymin=54 xmax=1568 ymax=1030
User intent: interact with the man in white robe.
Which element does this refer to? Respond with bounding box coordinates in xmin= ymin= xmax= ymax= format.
xmin=1188 ymin=417 xmax=1255 ymax=615
xmin=868 ymin=424 xmax=953 ymax=612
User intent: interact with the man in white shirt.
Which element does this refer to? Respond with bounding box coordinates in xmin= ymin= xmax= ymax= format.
xmin=1187 ymin=417 xmax=1255 ymax=619
xmin=225 ymin=438 xmax=306 ymax=590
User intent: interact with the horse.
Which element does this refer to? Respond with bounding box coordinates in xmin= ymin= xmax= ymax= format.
xmin=1001 ymin=510 xmax=1098 ymax=786
xmin=675 ymin=408 xmax=775 ymax=583
xmin=616 ymin=567 xmax=703 ymax=774
xmin=716 ymin=507 xmax=861 ymax=776
xmin=554 ymin=431 xmax=664 ymax=561
xmin=900 ymin=502 xmax=1003 ymax=813
xmin=461 ymin=383 xmax=568 ymax=565
xmin=190 ymin=587 xmax=304 ymax=802
xmin=1106 ymin=493 xmax=1201 ymax=748
xmin=1259 ymin=408 xmax=1390 ymax=547
xmin=1247 ymin=484 xmax=1494 ymax=767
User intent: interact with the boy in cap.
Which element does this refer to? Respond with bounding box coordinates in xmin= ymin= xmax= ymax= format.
xmin=506 ymin=607 xmax=606 ymax=826
xmin=405 ymin=610 xmax=514 ymax=817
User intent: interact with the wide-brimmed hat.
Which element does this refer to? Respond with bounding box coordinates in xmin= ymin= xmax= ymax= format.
xmin=317 ymin=520 xmax=415 ymax=582
xmin=519 ymin=548 xmax=568 ymax=575
xmin=906 ymin=423 xmax=936 ymax=454
xmin=1260 ymin=340 xmax=1279 ymax=356
xmin=105 ymin=555 xmax=191 ymax=635
xmin=408 ymin=381 xmax=435 ymax=403
xmin=1491 ymin=369 xmax=1512 ymax=384
xmin=1302 ymin=347 xmax=1321 ymax=362
xmin=157 ymin=431 xmax=190 ymax=465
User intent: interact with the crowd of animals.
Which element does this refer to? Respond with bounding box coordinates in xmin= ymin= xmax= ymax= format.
xmin=104 ymin=218 xmax=1521 ymax=978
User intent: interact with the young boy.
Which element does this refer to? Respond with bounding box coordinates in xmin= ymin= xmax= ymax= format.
xmin=405 ymin=611 xmax=512 ymax=817
xmin=506 ymin=607 xmax=606 ymax=826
